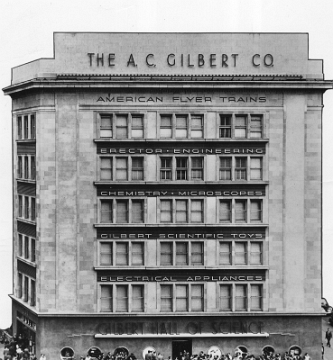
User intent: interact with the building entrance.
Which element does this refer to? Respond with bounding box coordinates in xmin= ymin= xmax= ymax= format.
xmin=172 ymin=339 xmax=192 ymax=360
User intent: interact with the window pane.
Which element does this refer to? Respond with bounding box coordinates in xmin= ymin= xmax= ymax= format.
xmin=101 ymin=201 xmax=112 ymax=223
xmin=160 ymin=115 xmax=172 ymax=138
xmin=100 ymin=243 xmax=113 ymax=265
xmin=24 ymin=156 xmax=29 ymax=179
xmin=31 ymin=156 xmax=36 ymax=180
xmin=116 ymin=200 xmax=128 ymax=223
xmin=176 ymin=158 xmax=188 ymax=180
xmin=101 ymin=285 xmax=113 ymax=311
xmin=191 ymin=115 xmax=203 ymax=138
xmin=18 ymin=196 xmax=23 ymax=217
xmin=132 ymin=242 xmax=144 ymax=265
xmin=250 ymin=200 xmax=262 ymax=222
xmin=176 ymin=242 xmax=188 ymax=265
xmin=219 ymin=200 xmax=231 ymax=223
xmin=132 ymin=115 xmax=144 ymax=138
xmin=18 ymin=273 xmax=23 ymax=298
xmin=250 ymin=158 xmax=262 ymax=180
xmin=24 ymin=116 xmax=29 ymax=139
xmin=116 ymin=158 xmax=128 ymax=180
xmin=132 ymin=285 xmax=144 ymax=312
xmin=191 ymin=285 xmax=204 ymax=311
xmin=24 ymin=236 xmax=29 ymax=259
xmin=219 ymin=115 xmax=231 ymax=138
xmin=160 ymin=200 xmax=172 ymax=222
xmin=220 ymin=285 xmax=232 ymax=311
xmin=160 ymin=158 xmax=172 ymax=180
xmin=191 ymin=200 xmax=203 ymax=223
xmin=191 ymin=242 xmax=204 ymax=265
xmin=161 ymin=285 xmax=173 ymax=312
xmin=25 ymin=196 xmax=29 ymax=219
xmin=235 ymin=200 xmax=247 ymax=222
xmin=132 ymin=158 xmax=144 ymax=180
xmin=235 ymin=285 xmax=247 ymax=311
xmin=100 ymin=115 xmax=113 ymax=138
xmin=161 ymin=242 xmax=173 ymax=265
xmin=101 ymin=158 xmax=112 ymax=180
xmin=219 ymin=242 xmax=232 ymax=265
xmin=235 ymin=115 xmax=247 ymax=138
xmin=116 ymin=243 xmax=128 ymax=265
xmin=191 ymin=158 xmax=203 ymax=180
xmin=250 ymin=285 xmax=262 ymax=310
xmin=18 ymin=234 xmax=23 ymax=257
xmin=17 ymin=116 xmax=22 ymax=139
xmin=24 ymin=276 xmax=29 ymax=302
xmin=116 ymin=115 xmax=128 ymax=139
xmin=116 ymin=285 xmax=128 ymax=312
xmin=176 ymin=285 xmax=188 ymax=311
xmin=235 ymin=157 xmax=247 ymax=180
xmin=250 ymin=116 xmax=262 ymax=138
xmin=219 ymin=157 xmax=232 ymax=180
xmin=17 ymin=156 xmax=22 ymax=178
xmin=132 ymin=200 xmax=144 ymax=223
xmin=31 ymin=198 xmax=36 ymax=221
xmin=176 ymin=115 xmax=188 ymax=138
xmin=176 ymin=200 xmax=187 ymax=223
xmin=235 ymin=242 xmax=247 ymax=265
xmin=30 ymin=115 xmax=36 ymax=139
xmin=250 ymin=242 xmax=262 ymax=265
xmin=31 ymin=239 xmax=36 ymax=262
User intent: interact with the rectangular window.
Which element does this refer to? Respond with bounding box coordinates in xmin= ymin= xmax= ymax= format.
xmin=131 ymin=158 xmax=144 ymax=180
xmin=176 ymin=200 xmax=187 ymax=223
xmin=191 ymin=115 xmax=203 ymax=138
xmin=176 ymin=242 xmax=188 ymax=265
xmin=191 ymin=242 xmax=204 ymax=265
xmin=250 ymin=200 xmax=262 ymax=222
xmin=101 ymin=285 xmax=113 ymax=311
xmin=30 ymin=280 xmax=36 ymax=306
xmin=18 ymin=273 xmax=23 ymax=298
xmin=235 ymin=158 xmax=247 ymax=180
xmin=235 ymin=242 xmax=247 ymax=265
xmin=100 ymin=115 xmax=113 ymax=138
xmin=160 ymin=115 xmax=172 ymax=138
xmin=100 ymin=158 xmax=112 ymax=180
xmin=235 ymin=115 xmax=247 ymax=138
xmin=24 ymin=196 xmax=29 ymax=219
xmin=160 ymin=158 xmax=172 ymax=180
xmin=219 ymin=115 xmax=232 ymax=138
xmin=18 ymin=195 xmax=23 ymax=217
xmin=132 ymin=200 xmax=144 ymax=223
xmin=116 ymin=243 xmax=129 ymax=266
xmin=191 ymin=158 xmax=203 ymax=180
xmin=116 ymin=158 xmax=128 ymax=180
xmin=17 ymin=116 xmax=22 ymax=140
xmin=176 ymin=158 xmax=188 ymax=180
xmin=160 ymin=242 xmax=173 ymax=265
xmin=31 ymin=156 xmax=36 ymax=180
xmin=219 ymin=157 xmax=232 ymax=180
xmin=100 ymin=243 xmax=113 ymax=265
xmin=24 ymin=276 xmax=29 ymax=302
xmin=17 ymin=156 xmax=22 ymax=178
xmin=116 ymin=200 xmax=129 ymax=223
xmin=160 ymin=200 xmax=172 ymax=223
xmin=250 ymin=115 xmax=263 ymax=138
xmin=132 ymin=242 xmax=144 ymax=265
xmin=31 ymin=198 xmax=36 ymax=221
xmin=101 ymin=200 xmax=112 ymax=223
xmin=24 ymin=236 xmax=29 ymax=259
xmin=31 ymin=238 xmax=36 ymax=263
xmin=176 ymin=285 xmax=188 ymax=311
xmin=250 ymin=158 xmax=262 ymax=180
xmin=191 ymin=284 xmax=204 ymax=311
xmin=24 ymin=156 xmax=29 ymax=179
xmin=220 ymin=284 xmax=232 ymax=311
xmin=24 ymin=116 xmax=29 ymax=139
xmin=235 ymin=285 xmax=247 ymax=311
xmin=175 ymin=115 xmax=188 ymax=138
xmin=132 ymin=285 xmax=144 ymax=312
xmin=250 ymin=242 xmax=263 ymax=265
xmin=30 ymin=115 xmax=36 ymax=139
xmin=219 ymin=200 xmax=232 ymax=223
xmin=18 ymin=234 xmax=23 ymax=257
xmin=116 ymin=285 xmax=128 ymax=312
xmin=219 ymin=242 xmax=232 ymax=265
xmin=190 ymin=200 xmax=203 ymax=223
xmin=235 ymin=200 xmax=247 ymax=222
xmin=250 ymin=284 xmax=263 ymax=310
xmin=116 ymin=115 xmax=128 ymax=139
xmin=161 ymin=285 xmax=173 ymax=312
xmin=131 ymin=115 xmax=144 ymax=138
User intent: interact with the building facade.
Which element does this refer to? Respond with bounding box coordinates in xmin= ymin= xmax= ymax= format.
xmin=3 ymin=33 xmax=331 ymax=359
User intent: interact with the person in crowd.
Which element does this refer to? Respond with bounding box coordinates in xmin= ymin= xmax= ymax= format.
xmin=325 ymin=327 xmax=332 ymax=347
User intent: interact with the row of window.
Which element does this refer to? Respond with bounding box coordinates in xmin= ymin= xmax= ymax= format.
xmin=99 ymin=198 xmax=263 ymax=224
xmin=99 ymin=241 xmax=263 ymax=267
xmin=98 ymin=113 xmax=264 ymax=140
xmin=98 ymin=156 xmax=263 ymax=182
xmin=17 ymin=155 xmax=36 ymax=180
xmin=17 ymin=273 xmax=36 ymax=307
xmin=18 ymin=195 xmax=36 ymax=222
xmin=18 ymin=234 xmax=36 ymax=263
xmin=17 ymin=114 xmax=36 ymax=140
xmin=100 ymin=283 xmax=263 ymax=312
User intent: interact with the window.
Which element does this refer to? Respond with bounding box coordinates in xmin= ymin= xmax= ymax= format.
xmin=176 ymin=115 xmax=188 ymax=138
xmin=131 ymin=158 xmax=144 ymax=180
xmin=100 ymin=241 xmax=144 ymax=266
xmin=191 ymin=115 xmax=203 ymax=138
xmin=219 ymin=156 xmax=263 ymax=181
xmin=176 ymin=285 xmax=188 ymax=311
xmin=100 ymin=158 xmax=112 ymax=180
xmin=250 ymin=158 xmax=262 ymax=180
xmin=18 ymin=234 xmax=23 ymax=257
xmin=116 ymin=285 xmax=128 ymax=312
xmin=132 ymin=285 xmax=144 ymax=312
xmin=18 ymin=196 xmax=23 ymax=217
xmin=116 ymin=158 xmax=128 ymax=180
xmin=31 ymin=198 xmax=36 ymax=221
xmin=18 ymin=273 xmax=23 ymax=298
xmin=100 ymin=200 xmax=144 ymax=224
xmin=160 ymin=241 xmax=204 ymax=266
xmin=98 ymin=113 xmax=145 ymax=139
xmin=99 ymin=156 xmax=144 ymax=181
xmin=219 ymin=113 xmax=263 ymax=139
xmin=159 ymin=113 xmax=204 ymax=139
xmin=235 ymin=285 xmax=247 ymax=311
xmin=219 ymin=158 xmax=232 ymax=180
xmin=24 ymin=156 xmax=29 ymax=179
xmin=160 ymin=115 xmax=172 ymax=138
xmin=24 ymin=196 xmax=30 ymax=219
xmin=161 ymin=285 xmax=173 ymax=312
xmin=101 ymin=285 xmax=113 ymax=311
xmin=17 ymin=155 xmax=36 ymax=181
xmin=235 ymin=158 xmax=247 ymax=180
xmin=30 ymin=280 xmax=36 ymax=306
xmin=191 ymin=285 xmax=204 ymax=311
xmin=18 ymin=156 xmax=23 ymax=178
xmin=174 ymin=284 xmax=204 ymax=312
xmin=160 ymin=156 xmax=204 ymax=181
xmin=219 ymin=241 xmax=263 ymax=266
xmin=250 ymin=284 xmax=263 ymax=310
xmin=220 ymin=284 xmax=232 ymax=311
xmin=18 ymin=196 xmax=36 ymax=221
xmin=17 ymin=114 xmax=36 ymax=140
xmin=159 ymin=199 xmax=204 ymax=224
xmin=31 ymin=239 xmax=36 ymax=263
xmin=24 ymin=236 xmax=29 ymax=260
xmin=31 ymin=156 xmax=36 ymax=180
xmin=219 ymin=199 xmax=263 ymax=224
xmin=24 ymin=276 xmax=29 ymax=302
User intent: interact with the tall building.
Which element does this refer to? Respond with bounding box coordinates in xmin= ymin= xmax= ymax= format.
xmin=3 ymin=33 xmax=332 ymax=359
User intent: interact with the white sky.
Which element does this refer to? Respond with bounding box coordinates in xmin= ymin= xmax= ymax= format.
xmin=1 ymin=0 xmax=333 ymax=328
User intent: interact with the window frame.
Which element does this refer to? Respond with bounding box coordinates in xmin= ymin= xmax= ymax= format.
xmin=218 ymin=241 xmax=264 ymax=266
xmin=219 ymin=156 xmax=264 ymax=182
xmin=99 ymin=199 xmax=145 ymax=224
xmin=159 ymin=156 xmax=205 ymax=181
xmin=99 ymin=156 xmax=145 ymax=181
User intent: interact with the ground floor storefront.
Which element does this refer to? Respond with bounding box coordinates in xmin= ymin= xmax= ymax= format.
xmin=12 ymin=302 xmax=322 ymax=359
